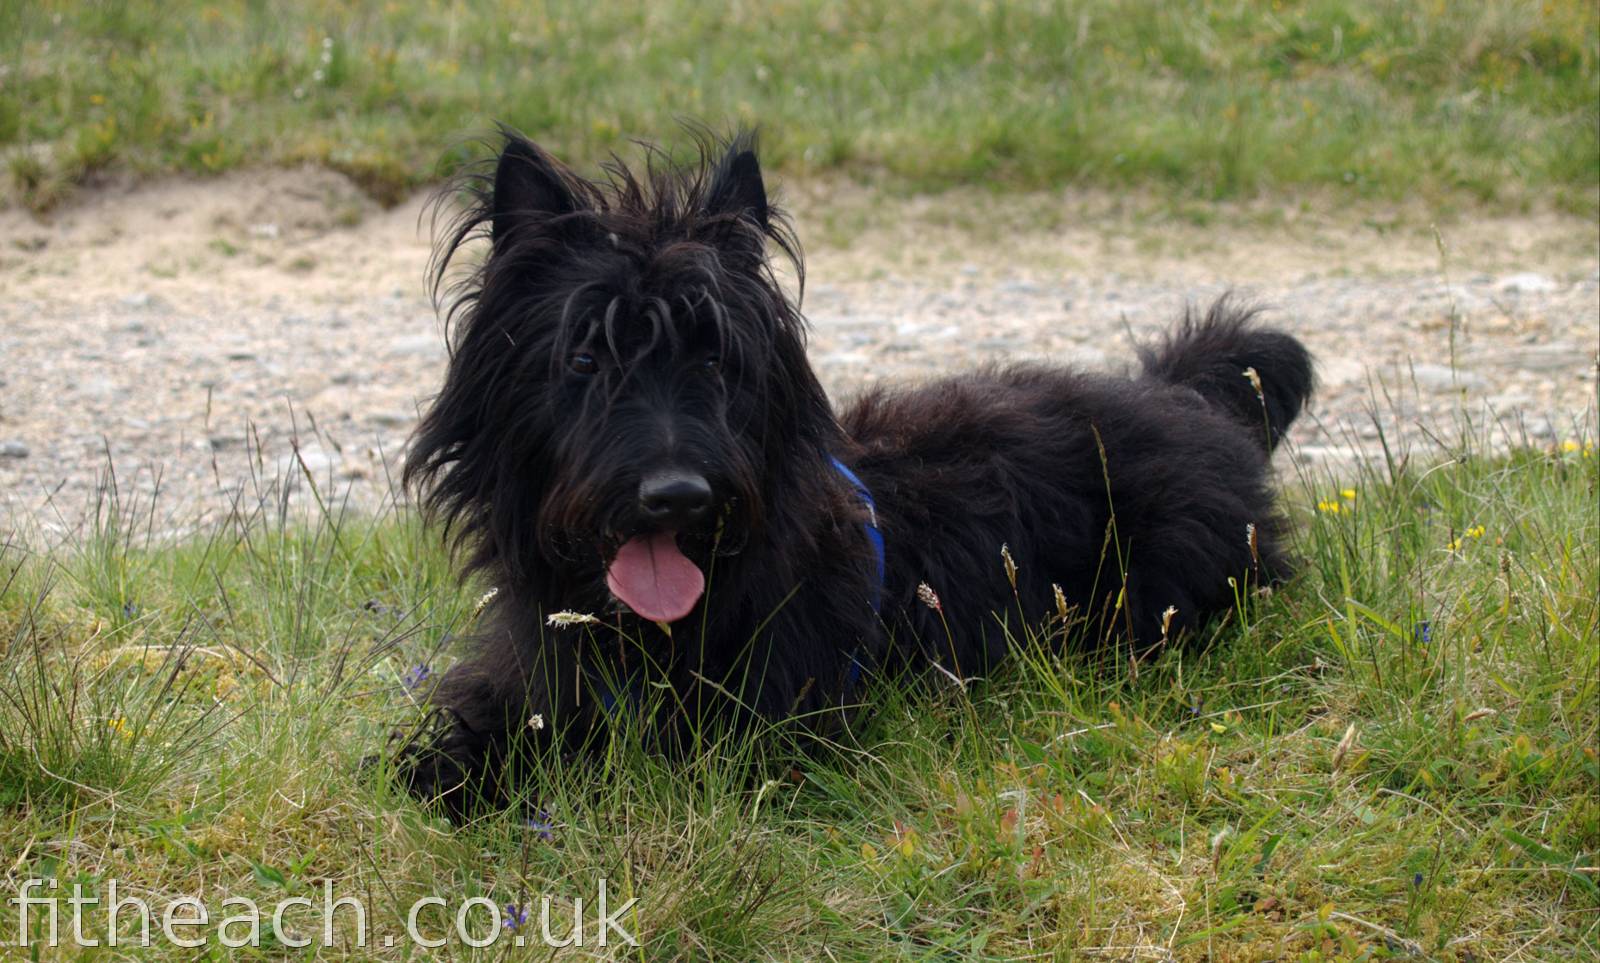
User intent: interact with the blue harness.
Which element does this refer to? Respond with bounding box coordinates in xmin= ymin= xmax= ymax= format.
xmin=596 ymin=455 xmax=884 ymax=713
xmin=829 ymin=456 xmax=886 ymax=615
xmin=830 ymin=456 xmax=883 ymax=696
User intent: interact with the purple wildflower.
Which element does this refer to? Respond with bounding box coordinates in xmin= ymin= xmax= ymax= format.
xmin=502 ymin=903 xmax=527 ymax=930
xmin=523 ymin=808 xmax=555 ymax=842
xmin=1412 ymin=872 xmax=1423 ymax=887
xmin=1415 ymin=621 xmax=1431 ymax=647
xmin=402 ymin=664 xmax=432 ymax=690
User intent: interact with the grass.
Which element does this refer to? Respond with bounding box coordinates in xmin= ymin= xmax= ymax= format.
xmin=0 ymin=407 xmax=1595 ymax=959
xmin=1 ymin=0 xmax=1596 ymax=215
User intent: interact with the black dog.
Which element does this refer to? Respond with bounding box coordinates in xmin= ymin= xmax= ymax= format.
xmin=395 ymin=129 xmax=1314 ymax=819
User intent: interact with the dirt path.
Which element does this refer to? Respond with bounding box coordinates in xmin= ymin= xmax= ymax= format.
xmin=2 ymin=169 xmax=1596 ymax=538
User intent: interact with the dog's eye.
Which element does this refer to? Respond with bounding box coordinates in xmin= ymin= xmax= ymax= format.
xmin=702 ymin=355 xmax=721 ymax=373
xmin=569 ymin=353 xmax=598 ymax=375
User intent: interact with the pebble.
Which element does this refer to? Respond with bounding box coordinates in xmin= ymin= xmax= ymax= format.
xmin=1296 ymin=444 xmax=1361 ymax=464
xmin=1499 ymin=342 xmax=1582 ymax=372
xmin=1408 ymin=363 xmax=1487 ymax=391
xmin=1318 ymin=357 xmax=1365 ymax=386
xmin=388 ymin=335 xmax=445 ymax=359
xmin=0 ymin=440 xmax=28 ymax=459
xmin=1498 ymin=272 xmax=1558 ymax=294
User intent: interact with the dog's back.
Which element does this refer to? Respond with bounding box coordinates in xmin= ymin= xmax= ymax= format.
xmin=839 ymin=296 xmax=1313 ymax=661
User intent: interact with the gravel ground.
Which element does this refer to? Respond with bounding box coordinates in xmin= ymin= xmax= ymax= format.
xmin=2 ymin=169 xmax=1596 ymax=540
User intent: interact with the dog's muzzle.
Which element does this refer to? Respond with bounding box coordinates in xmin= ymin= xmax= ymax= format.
xmin=601 ymin=469 xmax=716 ymax=624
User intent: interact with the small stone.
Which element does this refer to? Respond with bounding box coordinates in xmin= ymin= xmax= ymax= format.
xmin=388 ymin=335 xmax=442 ymax=359
xmin=1485 ymin=392 xmax=1533 ymax=410
xmin=1504 ymin=342 xmax=1581 ymax=372
xmin=0 ymin=440 xmax=29 ymax=458
xmin=76 ymin=377 xmax=117 ymax=399
xmin=1408 ymin=363 xmax=1486 ymax=391
xmin=369 ymin=411 xmax=411 ymax=428
xmin=1498 ymin=272 xmax=1557 ymax=295
xmin=1296 ymin=444 xmax=1361 ymax=464
xmin=1319 ymin=357 xmax=1365 ymax=387
xmin=1061 ymin=346 xmax=1108 ymax=368
xmin=279 ymin=448 xmax=338 ymax=478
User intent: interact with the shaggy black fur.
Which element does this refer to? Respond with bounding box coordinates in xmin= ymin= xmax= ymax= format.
xmin=393 ymin=128 xmax=1315 ymax=820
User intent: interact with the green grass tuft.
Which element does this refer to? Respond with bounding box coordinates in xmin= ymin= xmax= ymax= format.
xmin=2 ymin=0 xmax=1596 ymax=213
xmin=0 ymin=409 xmax=1595 ymax=957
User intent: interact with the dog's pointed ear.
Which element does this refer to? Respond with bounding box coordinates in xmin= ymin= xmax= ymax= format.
xmin=707 ymin=142 xmax=768 ymax=230
xmin=492 ymin=136 xmax=584 ymax=244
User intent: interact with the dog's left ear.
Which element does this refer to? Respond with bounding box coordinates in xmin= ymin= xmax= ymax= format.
xmin=492 ymin=135 xmax=586 ymax=245
xmin=706 ymin=142 xmax=768 ymax=230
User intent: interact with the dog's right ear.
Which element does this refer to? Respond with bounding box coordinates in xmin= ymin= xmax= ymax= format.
xmin=492 ymin=136 xmax=584 ymax=244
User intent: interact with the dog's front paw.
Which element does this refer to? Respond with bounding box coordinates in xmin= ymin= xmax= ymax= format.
xmin=386 ymin=712 xmax=499 ymax=823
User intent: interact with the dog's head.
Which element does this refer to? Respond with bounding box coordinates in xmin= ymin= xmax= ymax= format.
xmin=408 ymin=128 xmax=838 ymax=623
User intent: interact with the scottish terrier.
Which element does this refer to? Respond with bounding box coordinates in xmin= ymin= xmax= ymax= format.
xmin=394 ymin=129 xmax=1314 ymax=819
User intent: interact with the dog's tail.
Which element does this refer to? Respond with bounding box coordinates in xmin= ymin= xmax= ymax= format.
xmin=1138 ymin=296 xmax=1314 ymax=453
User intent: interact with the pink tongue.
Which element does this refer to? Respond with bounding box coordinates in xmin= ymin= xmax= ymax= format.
xmin=605 ymin=532 xmax=706 ymax=623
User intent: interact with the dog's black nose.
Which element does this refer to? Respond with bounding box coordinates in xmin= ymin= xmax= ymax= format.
xmin=638 ymin=471 xmax=712 ymax=527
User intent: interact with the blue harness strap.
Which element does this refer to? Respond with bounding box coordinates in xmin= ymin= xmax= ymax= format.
xmin=829 ymin=456 xmax=885 ymax=697
xmin=829 ymin=456 xmax=886 ymax=614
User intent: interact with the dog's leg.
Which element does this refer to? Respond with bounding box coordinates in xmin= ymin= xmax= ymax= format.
xmin=393 ymin=621 xmax=579 ymax=821
xmin=391 ymin=669 xmax=509 ymax=821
